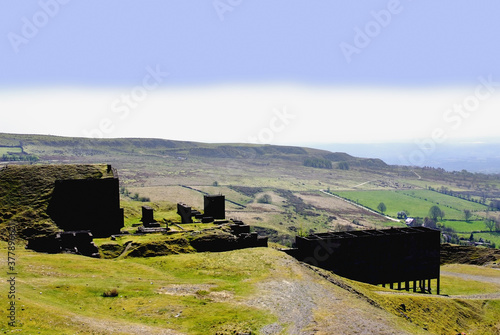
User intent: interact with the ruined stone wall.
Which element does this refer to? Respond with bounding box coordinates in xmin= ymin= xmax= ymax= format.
xmin=47 ymin=178 xmax=123 ymax=237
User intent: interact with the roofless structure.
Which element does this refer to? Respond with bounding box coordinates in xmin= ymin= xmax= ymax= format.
xmin=291 ymin=227 xmax=441 ymax=294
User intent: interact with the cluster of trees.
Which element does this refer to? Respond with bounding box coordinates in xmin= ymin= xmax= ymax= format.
xmin=489 ymin=200 xmax=500 ymax=211
xmin=257 ymin=194 xmax=272 ymax=204
xmin=337 ymin=162 xmax=350 ymax=170
xmin=1 ymin=154 xmax=39 ymax=162
xmin=377 ymin=202 xmax=387 ymax=213
xmin=484 ymin=217 xmax=500 ymax=232
xmin=303 ymin=158 xmax=332 ymax=169
xmin=428 ymin=205 xmax=445 ymax=221
xmin=119 ymin=186 xmax=150 ymax=202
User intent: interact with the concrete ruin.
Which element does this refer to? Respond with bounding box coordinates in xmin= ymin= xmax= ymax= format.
xmin=177 ymin=203 xmax=195 ymax=223
xmin=46 ymin=165 xmax=124 ymax=237
xmin=141 ymin=206 xmax=160 ymax=227
xmin=204 ymin=195 xmax=225 ymax=219
xmin=288 ymin=227 xmax=441 ymax=294
xmin=137 ymin=205 xmax=168 ymax=233
xmin=175 ymin=195 xmax=268 ymax=249
xmin=27 ymin=230 xmax=99 ymax=257
xmin=17 ymin=163 xmax=268 ymax=257
xmin=177 ymin=194 xmax=225 ymax=224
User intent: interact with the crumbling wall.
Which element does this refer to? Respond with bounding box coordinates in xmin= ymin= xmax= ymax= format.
xmin=47 ymin=178 xmax=123 ymax=237
xmin=204 ymin=195 xmax=225 ymax=219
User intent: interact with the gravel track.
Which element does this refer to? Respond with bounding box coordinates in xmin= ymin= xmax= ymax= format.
xmin=246 ymin=257 xmax=416 ymax=334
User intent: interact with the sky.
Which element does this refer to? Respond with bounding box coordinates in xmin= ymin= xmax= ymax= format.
xmin=1 ymin=1 xmax=500 ymax=152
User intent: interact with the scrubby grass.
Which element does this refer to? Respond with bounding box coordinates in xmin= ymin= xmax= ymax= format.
xmin=345 ymin=265 xmax=500 ymax=335
xmin=94 ymin=228 xmax=231 ymax=259
xmin=0 ymin=243 xmax=277 ymax=334
xmin=121 ymin=200 xmax=179 ymax=228
xmin=2 ymin=241 xmax=500 ymax=334
xmin=440 ymin=275 xmax=500 ymax=295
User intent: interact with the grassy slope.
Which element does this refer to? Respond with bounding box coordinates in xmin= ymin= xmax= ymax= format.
xmin=0 ymin=243 xmax=277 ymax=334
xmin=2 ymin=243 xmax=500 ymax=334
xmin=0 ymin=164 xmax=112 ymax=240
xmin=2 ymin=133 xmax=500 ymax=333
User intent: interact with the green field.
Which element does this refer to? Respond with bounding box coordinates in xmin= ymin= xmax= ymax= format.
xmin=399 ymin=190 xmax=489 ymax=212
xmin=333 ymin=189 xmax=488 ymax=221
xmin=440 ymin=220 xmax=487 ymax=233
xmin=0 ymin=146 xmax=22 ymax=155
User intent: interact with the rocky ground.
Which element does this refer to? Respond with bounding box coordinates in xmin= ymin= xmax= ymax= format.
xmin=245 ymin=257 xmax=418 ymax=335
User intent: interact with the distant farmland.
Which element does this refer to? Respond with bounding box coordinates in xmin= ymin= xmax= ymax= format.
xmin=332 ymin=189 xmax=489 ymax=221
xmin=0 ymin=146 xmax=22 ymax=155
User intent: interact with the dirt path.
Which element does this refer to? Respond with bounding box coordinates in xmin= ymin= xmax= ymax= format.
xmin=246 ymin=257 xmax=418 ymax=335
xmin=352 ymin=180 xmax=378 ymax=188
xmin=70 ymin=314 xmax=183 ymax=335
xmin=441 ymin=270 xmax=500 ymax=300
xmin=441 ymin=270 xmax=500 ymax=286
xmin=411 ymin=170 xmax=422 ymax=180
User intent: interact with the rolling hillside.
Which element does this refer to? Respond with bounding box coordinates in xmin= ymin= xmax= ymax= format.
xmin=2 ymin=133 xmax=500 ymax=333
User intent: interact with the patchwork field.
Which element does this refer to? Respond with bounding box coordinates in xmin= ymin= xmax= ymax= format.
xmin=0 ymin=146 xmax=22 ymax=155
xmin=332 ymin=190 xmax=489 ymax=221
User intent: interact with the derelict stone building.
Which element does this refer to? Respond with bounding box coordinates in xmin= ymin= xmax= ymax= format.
xmin=291 ymin=227 xmax=441 ymax=294
xmin=204 ymin=195 xmax=225 ymax=220
xmin=47 ymin=165 xmax=124 ymax=237
xmin=177 ymin=194 xmax=226 ymax=223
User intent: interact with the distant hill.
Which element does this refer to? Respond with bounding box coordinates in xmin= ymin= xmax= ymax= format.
xmin=0 ymin=133 xmax=388 ymax=169
xmin=318 ymin=141 xmax=500 ymax=173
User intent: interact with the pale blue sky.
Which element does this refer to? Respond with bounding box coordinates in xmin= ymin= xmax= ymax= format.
xmin=2 ymin=1 xmax=500 ymax=87
xmin=1 ymin=1 xmax=500 ymax=150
